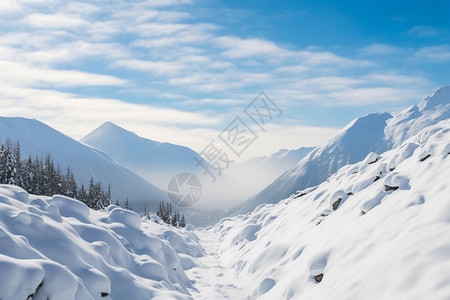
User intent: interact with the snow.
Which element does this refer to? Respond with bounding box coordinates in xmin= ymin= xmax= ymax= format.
xmin=0 ymin=185 xmax=203 ymax=300
xmin=242 ymin=86 xmax=450 ymax=214
xmin=0 ymin=88 xmax=449 ymax=299
xmin=209 ymin=119 xmax=450 ymax=299
xmin=0 ymin=117 xmax=167 ymax=210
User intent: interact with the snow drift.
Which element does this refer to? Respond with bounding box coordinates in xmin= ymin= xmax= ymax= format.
xmin=0 ymin=185 xmax=203 ymax=299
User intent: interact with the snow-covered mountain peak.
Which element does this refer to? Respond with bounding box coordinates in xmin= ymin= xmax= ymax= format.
xmin=418 ymin=85 xmax=450 ymax=110
xmin=240 ymin=86 xmax=450 ymax=214
xmin=82 ymin=121 xmax=157 ymax=146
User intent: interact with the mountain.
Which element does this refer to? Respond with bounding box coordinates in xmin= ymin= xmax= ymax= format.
xmin=0 ymin=117 xmax=167 ymax=209
xmin=81 ymin=122 xmax=205 ymax=189
xmin=229 ymin=147 xmax=316 ymax=195
xmin=80 ymin=122 xmax=248 ymax=217
xmin=237 ymin=86 xmax=450 ymax=214
xmin=212 ymin=119 xmax=450 ymax=299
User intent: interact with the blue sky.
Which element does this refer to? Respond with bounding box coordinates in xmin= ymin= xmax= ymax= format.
xmin=0 ymin=0 xmax=448 ymax=159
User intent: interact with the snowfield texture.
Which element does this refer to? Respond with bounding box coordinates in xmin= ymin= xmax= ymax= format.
xmin=243 ymin=86 xmax=450 ymax=213
xmin=0 ymin=185 xmax=203 ymax=300
xmin=211 ymin=119 xmax=450 ymax=299
xmin=0 ymin=117 xmax=167 ymax=209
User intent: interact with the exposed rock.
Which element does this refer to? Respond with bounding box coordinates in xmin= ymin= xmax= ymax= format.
xmin=294 ymin=192 xmax=307 ymax=199
xmin=368 ymin=157 xmax=378 ymax=164
xmin=332 ymin=198 xmax=342 ymax=210
xmin=314 ymin=273 xmax=324 ymax=282
xmin=101 ymin=292 xmax=109 ymax=297
xmin=419 ymin=154 xmax=431 ymax=162
xmin=385 ymin=185 xmax=399 ymax=191
xmin=374 ymin=176 xmax=380 ymax=182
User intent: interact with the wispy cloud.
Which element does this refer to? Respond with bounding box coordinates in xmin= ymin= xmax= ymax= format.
xmin=0 ymin=61 xmax=126 ymax=87
xmin=407 ymin=25 xmax=442 ymax=37
xmin=415 ymin=45 xmax=450 ymax=61
xmin=360 ymin=43 xmax=400 ymax=56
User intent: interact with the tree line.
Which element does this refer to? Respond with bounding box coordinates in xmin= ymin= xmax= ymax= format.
xmin=0 ymin=139 xmax=111 ymax=210
xmin=156 ymin=201 xmax=186 ymax=227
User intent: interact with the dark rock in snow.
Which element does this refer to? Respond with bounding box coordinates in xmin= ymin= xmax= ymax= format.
xmin=332 ymin=198 xmax=342 ymax=210
xmin=314 ymin=274 xmax=324 ymax=282
xmin=385 ymin=185 xmax=399 ymax=191
xmin=419 ymin=154 xmax=431 ymax=162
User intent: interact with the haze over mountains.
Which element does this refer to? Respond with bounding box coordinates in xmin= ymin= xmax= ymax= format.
xmin=229 ymin=147 xmax=316 ymax=195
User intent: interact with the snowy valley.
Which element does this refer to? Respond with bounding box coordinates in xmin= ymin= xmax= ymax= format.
xmin=0 ymin=88 xmax=449 ymax=299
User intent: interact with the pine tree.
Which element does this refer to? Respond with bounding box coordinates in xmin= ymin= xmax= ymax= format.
xmin=0 ymin=144 xmax=6 ymax=183
xmin=124 ymin=198 xmax=131 ymax=210
xmin=179 ymin=215 xmax=186 ymax=228
xmin=78 ymin=183 xmax=88 ymax=204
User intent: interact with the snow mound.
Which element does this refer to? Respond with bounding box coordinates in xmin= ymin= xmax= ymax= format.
xmin=0 ymin=186 xmax=204 ymax=300
xmin=212 ymin=120 xmax=450 ymax=299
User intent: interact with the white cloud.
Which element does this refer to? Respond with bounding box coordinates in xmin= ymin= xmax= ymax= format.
xmin=216 ymin=36 xmax=293 ymax=59
xmin=0 ymin=61 xmax=126 ymax=87
xmin=114 ymin=59 xmax=184 ymax=75
xmin=326 ymin=87 xmax=418 ymax=106
xmin=407 ymin=25 xmax=441 ymax=37
xmin=24 ymin=13 xmax=89 ymax=29
xmin=360 ymin=43 xmax=400 ymax=56
xmin=0 ymin=0 xmax=22 ymax=14
xmin=415 ymin=45 xmax=450 ymax=62
xmin=0 ymin=85 xmax=219 ymax=139
xmin=139 ymin=0 xmax=193 ymax=8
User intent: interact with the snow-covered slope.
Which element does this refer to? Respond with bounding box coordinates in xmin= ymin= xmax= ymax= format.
xmin=229 ymin=147 xmax=315 ymax=195
xmin=0 ymin=117 xmax=167 ymax=209
xmin=0 ymin=185 xmax=203 ymax=300
xmin=241 ymin=86 xmax=450 ymax=213
xmin=210 ymin=119 xmax=450 ymax=299
xmin=81 ymin=122 xmax=205 ymax=189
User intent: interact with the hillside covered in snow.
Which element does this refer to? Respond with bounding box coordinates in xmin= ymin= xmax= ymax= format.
xmin=210 ymin=119 xmax=450 ymax=299
xmin=240 ymin=86 xmax=450 ymax=214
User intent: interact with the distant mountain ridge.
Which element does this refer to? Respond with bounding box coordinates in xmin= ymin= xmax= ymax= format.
xmin=237 ymin=86 xmax=450 ymax=214
xmin=0 ymin=117 xmax=167 ymax=210
xmin=81 ymin=121 xmax=205 ymax=189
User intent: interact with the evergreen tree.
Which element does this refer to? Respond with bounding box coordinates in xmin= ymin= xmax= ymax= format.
xmin=78 ymin=183 xmax=88 ymax=204
xmin=124 ymin=198 xmax=131 ymax=210
xmin=179 ymin=215 xmax=186 ymax=228
xmin=0 ymin=140 xmax=114 ymax=211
